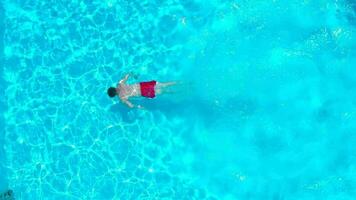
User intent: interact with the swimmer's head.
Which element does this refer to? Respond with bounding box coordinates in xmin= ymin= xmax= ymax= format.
xmin=107 ymin=87 xmax=117 ymax=98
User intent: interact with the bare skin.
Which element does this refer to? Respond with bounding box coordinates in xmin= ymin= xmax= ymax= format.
xmin=115 ymin=74 xmax=177 ymax=108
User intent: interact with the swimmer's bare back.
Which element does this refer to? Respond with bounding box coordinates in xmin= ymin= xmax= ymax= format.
xmin=107 ymin=73 xmax=178 ymax=109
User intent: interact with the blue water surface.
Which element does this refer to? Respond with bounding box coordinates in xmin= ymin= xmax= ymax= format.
xmin=2 ymin=0 xmax=356 ymax=199
xmin=1 ymin=0 xmax=9 ymax=193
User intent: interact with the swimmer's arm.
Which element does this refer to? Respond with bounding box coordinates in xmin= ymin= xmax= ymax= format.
xmin=122 ymin=99 xmax=144 ymax=109
xmin=122 ymin=98 xmax=134 ymax=108
xmin=119 ymin=74 xmax=130 ymax=85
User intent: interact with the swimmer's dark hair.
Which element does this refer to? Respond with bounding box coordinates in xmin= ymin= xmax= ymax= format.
xmin=107 ymin=87 xmax=116 ymax=98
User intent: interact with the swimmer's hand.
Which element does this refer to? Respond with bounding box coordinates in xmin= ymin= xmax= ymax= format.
xmin=137 ymin=105 xmax=145 ymax=109
xmin=122 ymin=99 xmax=144 ymax=109
xmin=128 ymin=71 xmax=139 ymax=80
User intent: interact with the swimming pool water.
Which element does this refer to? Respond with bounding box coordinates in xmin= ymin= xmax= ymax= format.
xmin=2 ymin=0 xmax=356 ymax=199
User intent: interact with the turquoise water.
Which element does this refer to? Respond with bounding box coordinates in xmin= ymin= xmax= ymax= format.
xmin=2 ymin=0 xmax=356 ymax=199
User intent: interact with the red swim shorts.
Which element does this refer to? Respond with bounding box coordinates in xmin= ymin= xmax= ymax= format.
xmin=140 ymin=81 xmax=157 ymax=98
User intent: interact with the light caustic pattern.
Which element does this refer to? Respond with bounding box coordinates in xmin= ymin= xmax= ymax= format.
xmin=3 ymin=0 xmax=356 ymax=199
xmin=2 ymin=0 xmax=214 ymax=199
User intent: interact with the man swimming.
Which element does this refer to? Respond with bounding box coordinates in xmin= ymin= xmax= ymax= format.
xmin=107 ymin=74 xmax=177 ymax=108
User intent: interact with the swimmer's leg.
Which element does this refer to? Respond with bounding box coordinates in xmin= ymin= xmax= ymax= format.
xmin=155 ymin=81 xmax=178 ymax=95
xmin=155 ymin=81 xmax=192 ymax=95
xmin=156 ymin=81 xmax=178 ymax=87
